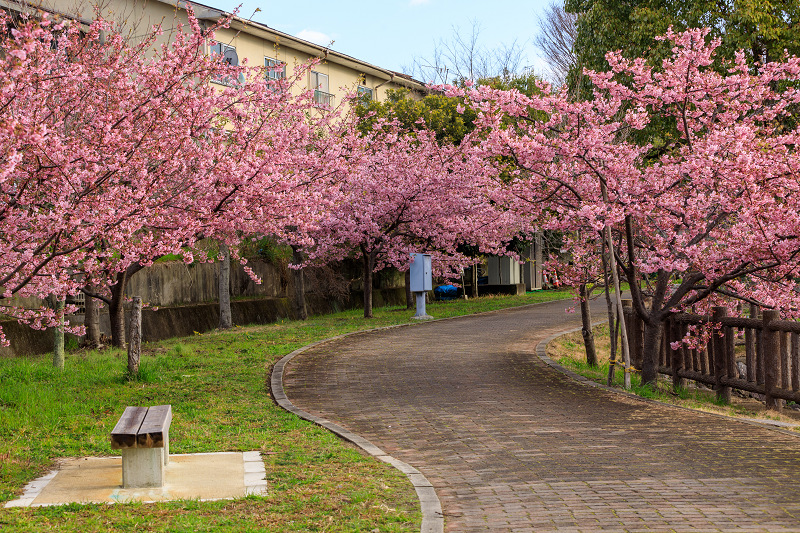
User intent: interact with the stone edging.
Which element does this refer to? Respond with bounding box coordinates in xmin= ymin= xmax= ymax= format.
xmin=4 ymin=466 xmax=60 ymax=508
xmin=535 ymin=324 xmax=800 ymax=439
xmin=270 ymin=330 xmax=444 ymax=533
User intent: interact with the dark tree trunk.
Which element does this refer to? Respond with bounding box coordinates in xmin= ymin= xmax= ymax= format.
xmin=471 ymin=263 xmax=479 ymax=299
xmin=362 ymin=251 xmax=375 ymax=318
xmin=109 ymin=270 xmax=128 ymax=348
xmin=579 ymin=284 xmax=598 ymax=366
xmin=219 ymin=243 xmax=232 ymax=329
xmin=291 ymin=245 xmax=308 ymax=320
xmin=108 ymin=263 xmax=145 ymax=348
xmin=404 ymin=270 xmax=413 ymax=309
xmin=640 ymin=319 xmax=664 ymax=386
xmin=83 ymin=283 xmax=101 ymax=346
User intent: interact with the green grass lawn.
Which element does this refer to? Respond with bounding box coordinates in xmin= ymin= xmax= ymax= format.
xmin=0 ymin=289 xmax=571 ymax=532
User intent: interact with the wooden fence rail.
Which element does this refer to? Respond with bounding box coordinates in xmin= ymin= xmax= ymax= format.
xmin=622 ymin=302 xmax=800 ymax=410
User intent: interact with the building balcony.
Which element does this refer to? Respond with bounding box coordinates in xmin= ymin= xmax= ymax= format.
xmin=314 ymin=89 xmax=334 ymax=108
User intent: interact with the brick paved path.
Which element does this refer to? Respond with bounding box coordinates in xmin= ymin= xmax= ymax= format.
xmin=283 ymin=301 xmax=800 ymax=532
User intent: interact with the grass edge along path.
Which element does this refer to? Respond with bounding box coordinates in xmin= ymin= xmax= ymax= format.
xmin=546 ymin=323 xmax=800 ymax=432
xmin=0 ymin=289 xmax=572 ymax=532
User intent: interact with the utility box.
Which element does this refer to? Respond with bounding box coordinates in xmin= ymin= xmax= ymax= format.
xmin=409 ymin=253 xmax=432 ymax=292
xmin=488 ymin=256 xmax=521 ymax=285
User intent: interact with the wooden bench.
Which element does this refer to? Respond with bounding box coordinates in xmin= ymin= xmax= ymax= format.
xmin=110 ymin=405 xmax=172 ymax=488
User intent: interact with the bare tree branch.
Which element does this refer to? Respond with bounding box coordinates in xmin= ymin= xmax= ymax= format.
xmin=412 ymin=20 xmax=526 ymax=84
xmin=535 ymin=1 xmax=578 ymax=86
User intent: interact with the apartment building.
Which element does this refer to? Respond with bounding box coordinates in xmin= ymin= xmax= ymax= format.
xmin=2 ymin=0 xmax=427 ymax=104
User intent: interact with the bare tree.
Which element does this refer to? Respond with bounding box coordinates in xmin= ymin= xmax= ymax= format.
xmin=410 ymin=20 xmax=526 ymax=84
xmin=535 ymin=0 xmax=578 ymax=86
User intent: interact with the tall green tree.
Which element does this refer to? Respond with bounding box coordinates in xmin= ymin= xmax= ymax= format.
xmin=356 ymin=89 xmax=478 ymax=145
xmin=567 ymin=0 xmax=800 ymax=83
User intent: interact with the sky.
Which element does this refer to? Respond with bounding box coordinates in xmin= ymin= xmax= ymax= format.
xmin=208 ymin=0 xmax=552 ymax=81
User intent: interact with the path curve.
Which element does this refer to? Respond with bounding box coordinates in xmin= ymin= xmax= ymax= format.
xmin=271 ymin=327 xmax=444 ymax=533
xmin=278 ymin=300 xmax=800 ymax=532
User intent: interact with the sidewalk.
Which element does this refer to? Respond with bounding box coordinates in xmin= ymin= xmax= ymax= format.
xmin=283 ymin=299 xmax=800 ymax=532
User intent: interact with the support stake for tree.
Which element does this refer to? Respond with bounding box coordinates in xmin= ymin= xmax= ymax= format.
xmin=53 ymin=298 xmax=65 ymax=370
xmin=606 ymin=227 xmax=631 ymax=389
xmin=128 ymin=296 xmax=142 ymax=379
xmin=219 ymin=243 xmax=232 ymax=329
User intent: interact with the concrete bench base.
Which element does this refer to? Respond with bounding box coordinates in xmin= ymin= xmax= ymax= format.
xmin=122 ymin=448 xmax=166 ymax=488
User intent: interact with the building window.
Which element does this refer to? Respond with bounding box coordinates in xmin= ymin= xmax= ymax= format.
xmin=357 ymin=85 xmax=373 ymax=102
xmin=265 ymin=57 xmax=286 ymax=82
xmin=210 ymin=41 xmax=243 ymax=86
xmin=310 ymin=71 xmax=333 ymax=107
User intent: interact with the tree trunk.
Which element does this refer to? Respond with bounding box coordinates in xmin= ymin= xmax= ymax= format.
xmin=127 ymin=296 xmax=142 ymax=378
xmin=579 ymin=284 xmax=598 ymax=366
xmin=219 ymin=242 xmax=232 ymax=329
xmin=108 ymin=263 xmax=145 ymax=348
xmin=84 ymin=283 xmax=101 ymax=346
xmin=404 ymin=270 xmax=414 ymax=309
xmin=109 ymin=270 xmax=128 ymax=348
xmin=53 ymin=298 xmax=65 ymax=370
xmin=640 ymin=319 xmax=663 ymax=386
xmin=291 ymin=245 xmax=308 ymax=320
xmin=362 ymin=251 xmax=374 ymax=318
xmin=471 ymin=262 xmax=479 ymax=299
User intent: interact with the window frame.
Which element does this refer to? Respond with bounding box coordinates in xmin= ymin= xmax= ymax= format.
xmin=210 ymin=41 xmax=243 ymax=86
xmin=310 ymin=71 xmax=333 ymax=107
xmin=264 ymin=56 xmax=286 ymax=82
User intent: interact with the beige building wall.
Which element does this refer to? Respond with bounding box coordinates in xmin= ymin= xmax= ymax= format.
xmin=2 ymin=0 xmax=425 ymax=105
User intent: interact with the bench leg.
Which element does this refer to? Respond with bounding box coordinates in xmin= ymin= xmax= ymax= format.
xmin=163 ymin=430 xmax=169 ymax=466
xmin=121 ymin=448 xmax=165 ymax=488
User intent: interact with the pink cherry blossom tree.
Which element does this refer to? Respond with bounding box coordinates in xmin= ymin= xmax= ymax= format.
xmin=0 ymin=9 xmax=335 ymax=346
xmin=303 ymin=115 xmax=519 ymax=318
xmin=448 ymin=28 xmax=800 ymax=386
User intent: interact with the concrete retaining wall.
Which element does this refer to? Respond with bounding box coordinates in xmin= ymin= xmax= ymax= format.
xmin=0 ymin=257 xmax=408 ymax=357
xmin=124 ymin=260 xmax=286 ymax=306
xmin=0 ymin=287 xmax=408 ymax=356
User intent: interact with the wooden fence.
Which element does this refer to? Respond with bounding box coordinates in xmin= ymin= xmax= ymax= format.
xmin=622 ymin=302 xmax=800 ymax=409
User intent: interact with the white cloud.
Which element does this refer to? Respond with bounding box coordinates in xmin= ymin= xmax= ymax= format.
xmin=296 ymin=29 xmax=334 ymax=47
xmin=409 ymin=0 xmax=430 ymax=5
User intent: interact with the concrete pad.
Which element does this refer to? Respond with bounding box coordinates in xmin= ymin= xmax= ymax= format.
xmin=5 ymin=451 xmax=267 ymax=508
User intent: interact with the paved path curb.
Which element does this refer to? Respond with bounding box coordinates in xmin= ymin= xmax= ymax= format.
xmin=535 ymin=324 xmax=800 ymax=438
xmin=271 ymin=328 xmax=444 ymax=533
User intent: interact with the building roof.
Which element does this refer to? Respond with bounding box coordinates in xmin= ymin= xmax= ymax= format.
xmin=156 ymin=0 xmax=427 ymax=92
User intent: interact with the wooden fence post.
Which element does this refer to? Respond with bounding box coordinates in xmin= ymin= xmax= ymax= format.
xmin=780 ymin=331 xmax=790 ymax=390
xmin=128 ymin=296 xmax=142 ymax=379
xmin=762 ymin=309 xmax=782 ymax=412
xmin=792 ymin=333 xmax=800 ymax=393
xmin=745 ymin=304 xmax=757 ymax=383
xmin=712 ymin=307 xmax=731 ymax=404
